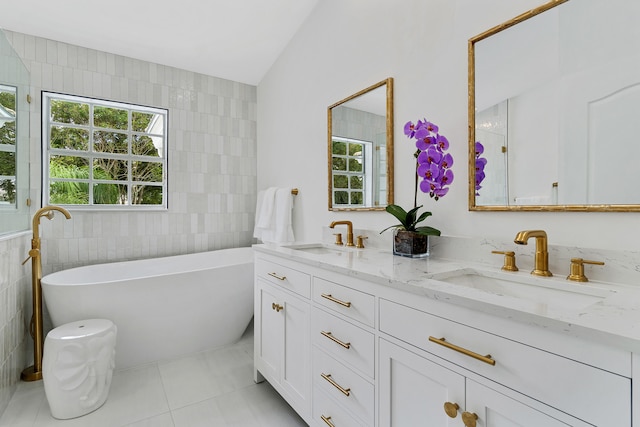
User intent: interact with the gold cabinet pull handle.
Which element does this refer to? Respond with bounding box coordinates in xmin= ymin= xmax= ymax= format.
xmin=443 ymin=401 xmax=460 ymax=418
xmin=321 ymin=293 xmax=351 ymax=308
xmin=462 ymin=411 xmax=479 ymax=427
xmin=320 ymin=373 xmax=351 ymax=396
xmin=268 ymin=272 xmax=286 ymax=281
xmin=321 ymin=331 xmax=351 ymax=349
xmin=320 ymin=415 xmax=335 ymax=427
xmin=271 ymin=302 xmax=283 ymax=312
xmin=429 ymin=336 xmax=496 ymax=366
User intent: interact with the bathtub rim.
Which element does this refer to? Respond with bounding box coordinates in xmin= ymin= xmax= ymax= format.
xmin=41 ymin=246 xmax=254 ymax=287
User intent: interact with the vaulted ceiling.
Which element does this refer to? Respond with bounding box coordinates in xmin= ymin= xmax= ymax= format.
xmin=0 ymin=0 xmax=319 ymax=85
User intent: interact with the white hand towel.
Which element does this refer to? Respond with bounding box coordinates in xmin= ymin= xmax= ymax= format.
xmin=272 ymin=188 xmax=295 ymax=244
xmin=254 ymin=187 xmax=277 ymax=239
xmin=253 ymin=187 xmax=295 ymax=244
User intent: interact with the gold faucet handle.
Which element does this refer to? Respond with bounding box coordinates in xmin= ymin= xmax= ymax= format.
xmin=22 ymin=249 xmax=40 ymax=265
xmin=567 ymin=258 xmax=604 ymax=282
xmin=491 ymin=250 xmax=519 ymax=272
xmin=333 ymin=233 xmax=344 ymax=246
xmin=356 ymin=235 xmax=368 ymax=249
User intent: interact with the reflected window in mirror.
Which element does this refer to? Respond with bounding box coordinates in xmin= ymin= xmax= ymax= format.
xmin=331 ymin=137 xmax=368 ymax=206
xmin=0 ymin=27 xmax=30 ymax=235
xmin=469 ymin=0 xmax=640 ymax=211
xmin=328 ymin=78 xmax=393 ymax=211
xmin=0 ymin=85 xmax=17 ymax=206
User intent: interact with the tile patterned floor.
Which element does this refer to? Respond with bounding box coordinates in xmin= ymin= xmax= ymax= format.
xmin=0 ymin=327 xmax=307 ymax=427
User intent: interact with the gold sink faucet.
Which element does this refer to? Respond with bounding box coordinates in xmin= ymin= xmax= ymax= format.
xmin=514 ymin=229 xmax=552 ymax=277
xmin=330 ymin=220 xmax=354 ymax=247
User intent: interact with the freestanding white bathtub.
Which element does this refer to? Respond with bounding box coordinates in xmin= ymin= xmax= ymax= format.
xmin=41 ymin=247 xmax=254 ymax=370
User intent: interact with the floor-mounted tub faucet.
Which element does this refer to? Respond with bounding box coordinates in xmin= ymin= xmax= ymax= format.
xmin=21 ymin=205 xmax=72 ymax=381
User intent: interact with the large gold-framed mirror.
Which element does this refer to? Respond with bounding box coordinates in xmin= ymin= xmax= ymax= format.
xmin=328 ymin=78 xmax=393 ymax=211
xmin=469 ymin=0 xmax=640 ymax=211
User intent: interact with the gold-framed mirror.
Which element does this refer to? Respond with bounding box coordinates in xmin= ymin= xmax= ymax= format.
xmin=328 ymin=77 xmax=394 ymax=211
xmin=469 ymin=0 xmax=640 ymax=211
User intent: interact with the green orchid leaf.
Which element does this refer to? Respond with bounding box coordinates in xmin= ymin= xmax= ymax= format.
xmin=385 ymin=204 xmax=409 ymax=228
xmin=415 ymin=226 xmax=441 ymax=236
xmin=379 ymin=223 xmax=404 ymax=234
xmin=404 ymin=205 xmax=423 ymax=231
xmin=383 ymin=204 xmax=439 ymax=235
xmin=414 ymin=210 xmax=433 ymax=225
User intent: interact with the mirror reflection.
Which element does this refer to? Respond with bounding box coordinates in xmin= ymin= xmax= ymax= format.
xmin=328 ymin=78 xmax=393 ymax=211
xmin=0 ymin=28 xmax=30 ymax=233
xmin=0 ymin=85 xmax=17 ymax=205
xmin=469 ymin=0 xmax=640 ymax=211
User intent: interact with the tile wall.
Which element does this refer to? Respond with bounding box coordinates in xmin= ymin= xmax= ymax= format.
xmin=0 ymin=232 xmax=30 ymax=416
xmin=4 ymin=30 xmax=258 ymax=275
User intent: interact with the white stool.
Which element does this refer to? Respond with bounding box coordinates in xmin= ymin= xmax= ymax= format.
xmin=42 ymin=319 xmax=117 ymax=419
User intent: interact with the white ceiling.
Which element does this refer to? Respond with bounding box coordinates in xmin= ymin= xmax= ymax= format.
xmin=0 ymin=0 xmax=319 ymax=86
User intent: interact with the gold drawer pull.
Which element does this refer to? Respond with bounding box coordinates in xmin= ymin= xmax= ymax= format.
xmin=321 ymin=331 xmax=351 ymax=349
xmin=321 ymin=415 xmax=335 ymax=427
xmin=462 ymin=411 xmax=479 ymax=427
xmin=321 ymin=373 xmax=351 ymax=396
xmin=271 ymin=302 xmax=283 ymax=312
xmin=268 ymin=272 xmax=286 ymax=281
xmin=321 ymin=293 xmax=351 ymax=308
xmin=428 ymin=336 xmax=496 ymax=366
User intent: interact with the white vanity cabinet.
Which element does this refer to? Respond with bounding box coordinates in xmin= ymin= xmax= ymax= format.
xmin=254 ymin=255 xmax=312 ymax=423
xmin=380 ymin=299 xmax=631 ymax=427
xmin=379 ymin=340 xmax=584 ymax=427
xmin=379 ymin=338 xmax=465 ymax=426
xmin=379 ymin=298 xmax=630 ymax=427
xmin=253 ymin=248 xmax=634 ymax=427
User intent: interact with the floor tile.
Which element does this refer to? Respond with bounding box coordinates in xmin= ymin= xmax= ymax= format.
xmin=123 ymin=412 xmax=174 ymax=427
xmin=171 ymin=398 xmax=227 ymax=427
xmin=158 ymin=345 xmax=254 ymax=410
xmin=0 ymin=382 xmax=46 ymax=427
xmin=32 ymin=363 xmax=169 ymax=427
xmin=0 ymin=328 xmax=308 ymax=427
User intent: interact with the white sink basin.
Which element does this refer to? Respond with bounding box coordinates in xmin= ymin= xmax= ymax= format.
xmin=282 ymin=243 xmax=345 ymax=255
xmin=432 ymin=268 xmax=616 ymax=311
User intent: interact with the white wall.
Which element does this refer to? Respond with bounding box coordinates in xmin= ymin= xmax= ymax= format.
xmin=257 ymin=0 xmax=640 ymax=251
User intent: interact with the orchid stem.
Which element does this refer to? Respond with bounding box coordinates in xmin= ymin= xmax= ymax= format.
xmin=414 ymin=158 xmax=419 ymax=209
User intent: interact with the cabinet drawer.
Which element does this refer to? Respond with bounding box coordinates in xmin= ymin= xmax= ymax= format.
xmin=255 ymin=257 xmax=311 ymax=299
xmin=379 ymin=299 xmax=631 ymax=427
xmin=313 ymin=387 xmax=366 ymax=427
xmin=313 ymin=278 xmax=374 ymax=327
xmin=312 ymin=307 xmax=375 ymax=378
xmin=313 ymin=348 xmax=374 ymax=426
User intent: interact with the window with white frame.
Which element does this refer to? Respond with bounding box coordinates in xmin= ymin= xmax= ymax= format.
xmin=42 ymin=92 xmax=167 ymax=209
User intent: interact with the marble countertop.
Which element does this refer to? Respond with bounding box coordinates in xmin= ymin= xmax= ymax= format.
xmin=254 ymin=243 xmax=640 ymax=353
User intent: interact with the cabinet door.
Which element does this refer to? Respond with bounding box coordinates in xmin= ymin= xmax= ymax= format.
xmin=281 ymin=289 xmax=311 ymax=409
xmin=255 ymin=280 xmax=283 ymax=381
xmin=379 ymin=339 xmax=465 ymax=427
xmin=465 ymin=380 xmax=588 ymax=427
